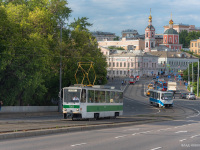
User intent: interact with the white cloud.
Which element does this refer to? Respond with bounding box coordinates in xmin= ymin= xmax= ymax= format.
xmin=67 ymin=0 xmax=200 ymax=36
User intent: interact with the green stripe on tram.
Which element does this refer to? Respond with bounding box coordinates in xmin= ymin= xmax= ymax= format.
xmin=63 ymin=105 xmax=80 ymax=108
xmin=87 ymin=105 xmax=123 ymax=112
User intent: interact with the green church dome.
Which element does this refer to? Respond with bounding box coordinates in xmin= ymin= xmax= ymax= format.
xmin=164 ymin=28 xmax=178 ymax=34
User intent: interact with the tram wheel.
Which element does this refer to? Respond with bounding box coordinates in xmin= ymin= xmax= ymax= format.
xmin=94 ymin=113 xmax=99 ymax=120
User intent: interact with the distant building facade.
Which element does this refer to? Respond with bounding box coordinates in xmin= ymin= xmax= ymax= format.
xmin=164 ymin=24 xmax=200 ymax=33
xmin=91 ymin=31 xmax=117 ymax=41
xmin=190 ymin=38 xmax=200 ymax=55
xmin=107 ymin=50 xmax=158 ymax=77
xmin=98 ymin=37 xmax=145 ymax=51
xmin=150 ymin=51 xmax=198 ymax=75
xmin=121 ymin=29 xmax=139 ymax=40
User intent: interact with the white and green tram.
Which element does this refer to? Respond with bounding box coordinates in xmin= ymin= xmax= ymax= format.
xmin=62 ymin=85 xmax=123 ymax=120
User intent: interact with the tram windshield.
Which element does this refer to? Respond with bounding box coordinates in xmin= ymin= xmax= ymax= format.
xmin=64 ymin=89 xmax=81 ymax=103
xmin=161 ymin=93 xmax=173 ymax=100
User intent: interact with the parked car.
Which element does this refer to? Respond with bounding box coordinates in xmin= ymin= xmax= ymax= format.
xmin=179 ymin=93 xmax=187 ymax=99
xmin=186 ymin=93 xmax=196 ymax=100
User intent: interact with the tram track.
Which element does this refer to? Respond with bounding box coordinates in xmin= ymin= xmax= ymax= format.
xmin=124 ymin=81 xmax=199 ymax=120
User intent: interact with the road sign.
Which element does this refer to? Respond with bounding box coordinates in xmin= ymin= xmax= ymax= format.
xmin=156 ymin=76 xmax=159 ymax=79
xmin=185 ymin=83 xmax=188 ymax=86
xmin=168 ymin=75 xmax=171 ymax=78
xmin=178 ymin=75 xmax=181 ymax=78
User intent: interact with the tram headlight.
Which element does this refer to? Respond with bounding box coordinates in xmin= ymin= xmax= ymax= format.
xmin=76 ymin=108 xmax=79 ymax=111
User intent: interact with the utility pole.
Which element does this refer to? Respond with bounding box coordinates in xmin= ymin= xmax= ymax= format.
xmin=192 ymin=62 xmax=194 ymax=93
xmin=58 ymin=23 xmax=63 ymax=112
xmin=188 ymin=61 xmax=190 ymax=89
xmin=197 ymin=60 xmax=199 ymax=96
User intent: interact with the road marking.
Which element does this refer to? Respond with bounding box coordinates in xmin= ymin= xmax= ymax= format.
xmin=157 ymin=128 xmax=171 ymax=132
xmin=123 ymin=128 xmax=139 ymax=131
xmin=71 ymin=143 xmax=87 ymax=147
xmin=175 ymin=131 xmax=188 ymax=134
xmin=179 ymin=139 xmax=187 ymax=142
xmin=191 ymin=134 xmax=200 ymax=138
xmin=115 ymin=135 xmax=127 ymax=139
xmin=151 ymin=147 xmax=162 ymax=150
xmin=132 ymin=130 xmax=153 ymax=135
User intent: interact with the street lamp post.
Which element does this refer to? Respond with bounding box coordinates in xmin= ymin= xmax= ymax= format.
xmin=188 ymin=61 xmax=190 ymax=88
xmin=59 ymin=23 xmax=63 ymax=112
xmin=197 ymin=60 xmax=199 ymax=96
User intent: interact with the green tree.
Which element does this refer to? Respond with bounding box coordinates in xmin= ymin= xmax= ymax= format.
xmin=0 ymin=0 xmax=71 ymax=105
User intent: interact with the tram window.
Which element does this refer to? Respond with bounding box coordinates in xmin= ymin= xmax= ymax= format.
xmin=115 ymin=92 xmax=120 ymax=103
xmin=88 ymin=90 xmax=94 ymax=103
xmin=110 ymin=91 xmax=115 ymax=103
xmin=150 ymin=92 xmax=153 ymax=98
xmin=158 ymin=93 xmax=160 ymax=99
xmin=105 ymin=91 xmax=110 ymax=103
xmin=119 ymin=92 xmax=123 ymax=103
xmin=81 ymin=89 xmax=86 ymax=103
xmin=95 ymin=90 xmax=101 ymax=103
xmin=99 ymin=91 xmax=105 ymax=103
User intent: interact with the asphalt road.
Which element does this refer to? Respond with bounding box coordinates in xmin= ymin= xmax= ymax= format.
xmin=1 ymin=77 xmax=200 ymax=150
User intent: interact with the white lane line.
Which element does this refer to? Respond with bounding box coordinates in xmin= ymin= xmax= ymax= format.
xmin=132 ymin=130 xmax=153 ymax=135
xmin=179 ymin=139 xmax=187 ymax=142
xmin=151 ymin=147 xmax=162 ymax=150
xmin=123 ymin=128 xmax=140 ymax=131
xmin=191 ymin=134 xmax=200 ymax=138
xmin=175 ymin=131 xmax=188 ymax=134
xmin=174 ymin=124 xmax=192 ymax=129
xmin=115 ymin=135 xmax=127 ymax=139
xmin=71 ymin=143 xmax=87 ymax=147
xmin=157 ymin=128 xmax=171 ymax=132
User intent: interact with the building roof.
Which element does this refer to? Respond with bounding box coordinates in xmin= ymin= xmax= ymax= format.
xmin=146 ymin=25 xmax=155 ymax=30
xmin=150 ymin=51 xmax=198 ymax=59
xmin=164 ymin=28 xmax=178 ymax=34
xmin=110 ymin=50 xmax=158 ymax=57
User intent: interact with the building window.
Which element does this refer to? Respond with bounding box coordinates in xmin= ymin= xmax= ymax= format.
xmin=192 ymin=43 xmax=193 ymax=47
xmin=124 ymin=62 xmax=126 ymax=67
xmin=146 ymin=32 xmax=148 ymax=37
xmin=198 ymin=42 xmax=200 ymax=48
xmin=117 ymin=62 xmax=119 ymax=67
xmin=138 ymin=62 xmax=140 ymax=67
xmin=109 ymin=62 xmax=111 ymax=67
xmin=195 ymin=43 xmax=197 ymax=47
xmin=113 ymin=62 xmax=115 ymax=67
xmin=131 ymin=62 xmax=133 ymax=67
xmin=165 ymin=37 xmax=166 ymax=43
xmin=152 ymin=32 xmax=154 ymax=37
xmin=120 ymin=62 xmax=122 ymax=67
xmin=146 ymin=42 xmax=148 ymax=48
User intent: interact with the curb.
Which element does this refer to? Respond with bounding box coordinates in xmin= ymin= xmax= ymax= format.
xmin=0 ymin=118 xmax=169 ymax=140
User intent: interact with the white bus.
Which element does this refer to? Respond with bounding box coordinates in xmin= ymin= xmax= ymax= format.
xmin=149 ymin=90 xmax=173 ymax=108
xmin=62 ymin=85 xmax=123 ymax=120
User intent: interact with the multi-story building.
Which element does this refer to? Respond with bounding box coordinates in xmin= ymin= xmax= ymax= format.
xmin=91 ymin=31 xmax=117 ymax=41
xmin=121 ymin=29 xmax=139 ymax=40
xmin=98 ymin=37 xmax=145 ymax=51
xmin=150 ymin=51 xmax=198 ymax=75
xmin=107 ymin=50 xmax=158 ymax=77
xmin=190 ymin=38 xmax=200 ymax=55
xmin=164 ymin=23 xmax=200 ymax=33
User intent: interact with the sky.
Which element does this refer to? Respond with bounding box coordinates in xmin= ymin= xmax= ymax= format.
xmin=67 ymin=0 xmax=200 ymax=36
